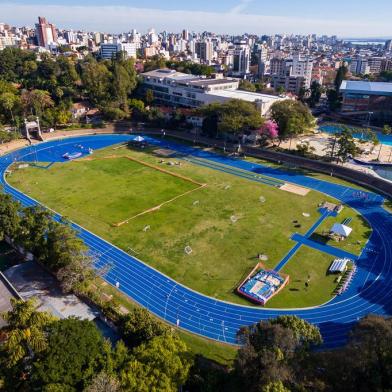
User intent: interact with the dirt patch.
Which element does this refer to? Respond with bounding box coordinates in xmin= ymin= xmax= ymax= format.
xmin=153 ymin=148 xmax=176 ymax=157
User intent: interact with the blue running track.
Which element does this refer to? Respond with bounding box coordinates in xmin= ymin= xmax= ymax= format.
xmin=273 ymin=208 xmax=333 ymax=272
xmin=1 ymin=134 xmax=392 ymax=348
xmin=291 ymin=234 xmax=359 ymax=260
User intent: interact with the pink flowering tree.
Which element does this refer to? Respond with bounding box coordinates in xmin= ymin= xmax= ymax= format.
xmin=257 ymin=120 xmax=279 ymax=142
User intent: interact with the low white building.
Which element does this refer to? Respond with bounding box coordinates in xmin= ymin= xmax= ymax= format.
xmin=140 ymin=69 xmax=285 ymax=116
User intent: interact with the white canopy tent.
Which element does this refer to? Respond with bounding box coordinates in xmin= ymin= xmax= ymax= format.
xmin=330 ymin=223 xmax=352 ymax=238
xmin=133 ymin=136 xmax=145 ymax=142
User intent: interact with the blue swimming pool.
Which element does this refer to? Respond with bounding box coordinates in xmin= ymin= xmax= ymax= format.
xmin=374 ymin=167 xmax=392 ymax=181
xmin=319 ymin=124 xmax=392 ymax=146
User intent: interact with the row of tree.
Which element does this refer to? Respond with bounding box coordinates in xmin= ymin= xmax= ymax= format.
xmin=0 ymin=192 xmax=93 ymax=293
xmin=2 ymin=296 xmax=392 ymax=392
xmin=198 ymin=98 xmax=315 ymax=145
xmin=0 ymin=301 xmax=192 ymax=391
xmin=0 ymin=48 xmax=139 ymax=130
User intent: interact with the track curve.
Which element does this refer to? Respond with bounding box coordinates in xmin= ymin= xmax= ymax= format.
xmin=1 ymin=134 xmax=392 ymax=348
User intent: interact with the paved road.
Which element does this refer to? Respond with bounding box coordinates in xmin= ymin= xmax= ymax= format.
xmin=1 ymin=134 xmax=392 ymax=348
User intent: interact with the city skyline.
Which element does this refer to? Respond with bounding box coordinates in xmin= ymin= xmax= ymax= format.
xmin=1 ymin=0 xmax=391 ymax=37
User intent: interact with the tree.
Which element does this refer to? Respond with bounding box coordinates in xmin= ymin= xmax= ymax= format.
xmin=0 ymin=192 xmax=21 ymax=241
xmin=32 ymin=318 xmax=106 ymax=390
xmin=335 ymin=128 xmax=358 ymax=163
xmin=1 ymin=298 xmax=55 ymax=367
xmin=334 ymin=65 xmax=348 ymax=92
xmin=327 ymin=65 xmax=348 ymax=111
xmin=270 ymin=100 xmax=315 ymax=145
xmin=21 ymin=89 xmax=54 ymax=117
xmin=17 ymin=206 xmax=52 ymax=258
xmin=43 ymin=106 xmax=72 ymax=129
xmin=239 ymin=80 xmax=257 ymax=92
xmin=128 ymin=98 xmax=145 ymax=120
xmin=258 ymin=120 xmax=279 ymax=141
xmin=111 ymin=59 xmax=137 ymax=111
xmin=0 ymin=92 xmax=19 ymax=123
xmin=319 ymin=315 xmax=392 ymax=392
xmin=84 ymin=372 xmax=121 ymax=392
xmin=262 ymin=381 xmax=291 ymax=392
xmin=120 ymin=307 xmax=170 ymax=348
xmin=235 ymin=316 xmax=321 ymax=391
xmin=0 ymin=47 xmax=36 ymax=82
xmin=44 ymin=219 xmax=94 ymax=292
xmin=199 ymin=99 xmax=264 ymax=137
xmin=81 ymin=59 xmax=112 ymax=105
xmin=308 ymin=81 xmax=322 ymax=108
xmin=145 ymin=89 xmax=154 ymax=105
xmin=120 ymin=334 xmax=192 ymax=392
xmin=271 ymin=315 xmax=322 ymax=347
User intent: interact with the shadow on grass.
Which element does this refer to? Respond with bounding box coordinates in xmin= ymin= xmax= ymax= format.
xmin=310 ymin=232 xmax=330 ymax=245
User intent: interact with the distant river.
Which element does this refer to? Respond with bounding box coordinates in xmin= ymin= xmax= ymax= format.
xmin=343 ymin=40 xmax=385 ymax=45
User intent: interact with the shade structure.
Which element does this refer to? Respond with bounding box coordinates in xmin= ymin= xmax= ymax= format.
xmin=133 ymin=136 xmax=145 ymax=142
xmin=331 ymin=223 xmax=352 ymax=237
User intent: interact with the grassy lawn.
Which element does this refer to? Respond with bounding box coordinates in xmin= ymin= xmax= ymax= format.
xmin=178 ymin=330 xmax=237 ymax=366
xmin=11 ymin=157 xmax=197 ymax=226
xmin=7 ymin=144 xmax=369 ymax=307
xmin=312 ymin=207 xmax=371 ymax=256
xmin=265 ymin=246 xmax=337 ymax=308
xmin=384 ymin=200 xmax=392 ymax=213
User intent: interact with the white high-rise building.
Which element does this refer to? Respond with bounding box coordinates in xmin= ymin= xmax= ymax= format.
xmin=100 ymin=42 xmax=137 ymax=59
xmin=148 ymin=28 xmax=158 ymax=45
xmin=290 ymin=53 xmax=313 ymax=88
xmin=232 ymin=41 xmax=250 ymax=76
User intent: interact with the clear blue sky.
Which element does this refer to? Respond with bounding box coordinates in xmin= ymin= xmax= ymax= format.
xmin=1 ymin=0 xmax=391 ymax=37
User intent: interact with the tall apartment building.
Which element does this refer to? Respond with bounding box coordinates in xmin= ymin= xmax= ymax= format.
xmin=385 ymin=40 xmax=392 ymax=52
xmin=290 ymin=53 xmax=313 ymax=88
xmin=195 ymin=40 xmax=214 ymax=63
xmin=232 ymin=40 xmax=250 ymax=76
xmin=382 ymin=58 xmax=392 ymax=72
xmin=269 ymin=54 xmax=312 ymax=94
xmin=367 ymin=57 xmax=383 ymax=74
xmin=182 ymin=29 xmax=189 ymax=41
xmin=349 ymin=57 xmax=370 ymax=75
xmin=270 ymin=58 xmax=287 ymax=76
xmin=257 ymin=46 xmax=269 ymax=77
xmin=35 ymin=16 xmax=57 ymax=47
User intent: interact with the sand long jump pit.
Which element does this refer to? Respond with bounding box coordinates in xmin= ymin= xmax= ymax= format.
xmin=280 ymin=183 xmax=310 ymax=196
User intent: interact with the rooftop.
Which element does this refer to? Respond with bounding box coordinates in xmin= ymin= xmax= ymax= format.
xmin=207 ymin=89 xmax=283 ymax=103
xmin=340 ymin=80 xmax=392 ymax=96
xmin=4 ymin=262 xmax=98 ymax=321
xmin=188 ymin=78 xmax=238 ymax=87
xmin=141 ymin=68 xmax=199 ymax=82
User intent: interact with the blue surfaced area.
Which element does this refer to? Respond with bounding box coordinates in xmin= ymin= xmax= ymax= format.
xmin=1 ymin=133 xmax=392 ymax=348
